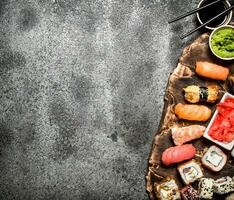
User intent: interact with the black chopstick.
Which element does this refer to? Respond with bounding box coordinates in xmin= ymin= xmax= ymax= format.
xmin=168 ymin=0 xmax=223 ymax=23
xmin=180 ymin=5 xmax=234 ymax=39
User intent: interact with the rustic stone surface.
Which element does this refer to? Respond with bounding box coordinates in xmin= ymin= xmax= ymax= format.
xmin=2 ymin=0 xmax=229 ymax=199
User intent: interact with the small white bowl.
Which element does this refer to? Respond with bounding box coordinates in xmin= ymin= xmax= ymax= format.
xmin=209 ymin=25 xmax=234 ymax=60
xmin=203 ymin=92 xmax=234 ymax=151
xmin=197 ymin=0 xmax=233 ymax=30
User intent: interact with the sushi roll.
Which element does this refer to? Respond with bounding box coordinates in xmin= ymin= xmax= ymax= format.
xmin=175 ymin=103 xmax=211 ymax=121
xmin=226 ymin=192 xmax=234 ymax=200
xmin=213 ymin=176 xmax=234 ymax=194
xmin=196 ymin=61 xmax=229 ymax=81
xmin=183 ymin=85 xmax=219 ymax=103
xmin=177 ymin=159 xmax=203 ymax=185
xmin=162 ymin=144 xmax=196 ymax=166
xmin=155 ymin=177 xmax=181 ymax=200
xmin=171 ymin=125 xmax=205 ymax=146
xmin=201 ymin=145 xmax=227 ymax=172
xmin=231 ymin=148 xmax=234 ymax=158
xmin=198 ymin=178 xmax=214 ymax=199
xmin=180 ymin=185 xmax=199 ymax=200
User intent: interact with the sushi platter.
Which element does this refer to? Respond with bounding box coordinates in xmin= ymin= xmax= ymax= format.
xmin=146 ymin=30 xmax=234 ymax=200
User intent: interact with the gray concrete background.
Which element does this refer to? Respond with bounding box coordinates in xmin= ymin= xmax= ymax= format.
xmin=0 ymin=0 xmax=216 ymax=199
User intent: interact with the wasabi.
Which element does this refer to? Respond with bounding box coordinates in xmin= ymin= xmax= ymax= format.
xmin=211 ymin=27 xmax=234 ymax=58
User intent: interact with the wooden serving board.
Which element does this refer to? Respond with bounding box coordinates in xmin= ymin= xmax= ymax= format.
xmin=146 ymin=33 xmax=234 ymax=200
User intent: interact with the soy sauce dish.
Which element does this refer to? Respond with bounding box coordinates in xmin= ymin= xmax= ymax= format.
xmin=209 ymin=25 xmax=234 ymax=60
xmin=197 ymin=0 xmax=233 ymax=30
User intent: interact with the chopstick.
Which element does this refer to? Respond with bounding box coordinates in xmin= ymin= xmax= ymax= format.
xmin=168 ymin=0 xmax=223 ymax=23
xmin=180 ymin=5 xmax=234 ymax=39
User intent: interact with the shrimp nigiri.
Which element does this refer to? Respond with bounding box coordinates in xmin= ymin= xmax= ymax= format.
xmin=175 ymin=103 xmax=211 ymax=121
xmin=196 ymin=61 xmax=229 ymax=81
xmin=171 ymin=125 xmax=206 ymax=146
xmin=162 ymin=144 xmax=196 ymax=166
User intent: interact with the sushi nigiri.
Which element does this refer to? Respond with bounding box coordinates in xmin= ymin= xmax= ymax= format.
xmin=171 ymin=125 xmax=205 ymax=146
xmin=183 ymin=85 xmax=219 ymax=103
xmin=175 ymin=103 xmax=211 ymax=121
xmin=161 ymin=144 xmax=196 ymax=166
xmin=196 ymin=61 xmax=229 ymax=81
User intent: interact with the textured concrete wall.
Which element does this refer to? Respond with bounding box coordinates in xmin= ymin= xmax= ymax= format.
xmin=0 ymin=0 xmax=208 ymax=199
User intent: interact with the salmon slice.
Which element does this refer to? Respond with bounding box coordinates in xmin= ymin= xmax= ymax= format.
xmin=196 ymin=61 xmax=229 ymax=81
xmin=171 ymin=125 xmax=206 ymax=146
xmin=175 ymin=103 xmax=211 ymax=121
xmin=161 ymin=144 xmax=196 ymax=166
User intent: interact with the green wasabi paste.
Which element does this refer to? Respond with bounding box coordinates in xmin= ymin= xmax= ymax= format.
xmin=211 ymin=27 xmax=234 ymax=58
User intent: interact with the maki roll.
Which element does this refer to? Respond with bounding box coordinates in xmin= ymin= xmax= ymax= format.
xmin=201 ymin=145 xmax=227 ymax=172
xmin=213 ymin=176 xmax=234 ymax=194
xmin=183 ymin=85 xmax=219 ymax=103
xmin=226 ymin=193 xmax=234 ymax=200
xmin=177 ymin=159 xmax=203 ymax=185
xmin=180 ymin=185 xmax=199 ymax=200
xmin=198 ymin=178 xmax=214 ymax=199
xmin=155 ymin=177 xmax=181 ymax=200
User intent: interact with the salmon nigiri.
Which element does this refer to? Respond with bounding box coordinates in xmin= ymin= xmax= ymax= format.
xmin=171 ymin=125 xmax=206 ymax=146
xmin=175 ymin=103 xmax=211 ymax=121
xmin=162 ymin=144 xmax=196 ymax=166
xmin=196 ymin=61 xmax=229 ymax=81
